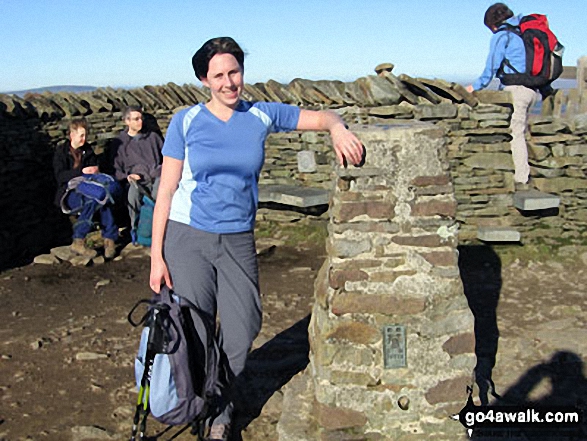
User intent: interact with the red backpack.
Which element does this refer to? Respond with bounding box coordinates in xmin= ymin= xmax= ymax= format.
xmin=497 ymin=14 xmax=564 ymax=89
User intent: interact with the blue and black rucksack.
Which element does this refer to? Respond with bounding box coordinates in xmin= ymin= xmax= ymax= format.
xmin=60 ymin=173 xmax=122 ymax=214
xmin=128 ymin=286 xmax=221 ymax=440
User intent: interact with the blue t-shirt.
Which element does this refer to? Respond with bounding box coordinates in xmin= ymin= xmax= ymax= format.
xmin=162 ymin=101 xmax=301 ymax=233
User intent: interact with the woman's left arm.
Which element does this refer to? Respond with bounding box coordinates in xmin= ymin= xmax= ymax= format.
xmin=297 ymin=109 xmax=363 ymax=166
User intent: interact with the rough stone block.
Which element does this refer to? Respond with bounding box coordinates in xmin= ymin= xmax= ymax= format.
xmin=314 ymin=261 xmax=330 ymax=309
xmin=325 ymin=321 xmax=381 ymax=345
xmin=69 ymin=255 xmax=93 ymax=267
xmin=331 ymin=344 xmax=376 ymax=367
xmin=392 ymin=234 xmax=443 ymax=248
xmin=297 ymin=150 xmax=317 ymax=173
xmin=415 ymin=185 xmax=454 ymax=197
xmin=330 ymin=238 xmax=372 ymax=258
xmin=330 ymin=370 xmax=378 ymax=387
xmin=331 ymin=293 xmax=426 ymax=316
xmin=535 ymin=177 xmax=587 ymax=193
xmin=333 ymin=200 xmax=395 ymax=222
xmin=513 ymin=190 xmax=561 ymax=211
xmin=442 ymin=333 xmax=475 ymax=356
xmin=51 ymin=245 xmax=76 ymax=262
xmin=411 ymin=200 xmax=457 ymax=217
xmin=363 ymin=75 xmax=403 ymax=106
xmin=411 ymin=175 xmax=451 ymax=187
xmin=33 ymin=254 xmax=59 ymax=265
xmin=419 ymin=251 xmax=458 ymax=267
xmin=316 ymin=402 xmax=368 ymax=431
xmin=533 ymin=156 xmax=583 ymax=168
xmin=368 ymin=270 xmax=417 ymax=283
xmin=414 ymin=103 xmax=458 ymax=120
xmin=333 ymin=259 xmax=384 ymax=270
xmin=463 ymin=153 xmax=514 ymax=170
xmin=527 ymin=143 xmax=552 ymax=161
xmin=475 ymin=90 xmax=513 ymax=105
xmin=425 ymin=376 xmax=471 ymax=405
xmin=477 ymin=226 xmax=521 ymax=242
xmin=258 ymin=184 xmax=329 ymax=207
xmin=330 ymin=222 xmax=400 ymax=234
xmin=337 ymin=191 xmax=365 ymax=202
xmin=368 ymin=105 xmax=413 ymax=118
xmin=329 ymin=268 xmax=369 ymax=289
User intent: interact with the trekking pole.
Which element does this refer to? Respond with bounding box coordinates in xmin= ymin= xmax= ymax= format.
xmin=130 ymin=305 xmax=168 ymax=441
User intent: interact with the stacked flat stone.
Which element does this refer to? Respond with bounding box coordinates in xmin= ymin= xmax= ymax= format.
xmin=0 ymin=70 xmax=476 ymax=119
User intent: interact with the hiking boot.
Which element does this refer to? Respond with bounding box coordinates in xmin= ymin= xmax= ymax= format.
xmin=208 ymin=423 xmax=231 ymax=441
xmin=71 ymin=238 xmax=97 ymax=258
xmin=104 ymin=238 xmax=116 ymax=259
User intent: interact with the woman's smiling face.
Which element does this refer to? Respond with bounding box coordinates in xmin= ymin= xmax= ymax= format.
xmin=201 ymin=53 xmax=244 ymax=110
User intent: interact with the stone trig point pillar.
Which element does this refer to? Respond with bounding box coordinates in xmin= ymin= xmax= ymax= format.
xmin=307 ymin=122 xmax=475 ymax=440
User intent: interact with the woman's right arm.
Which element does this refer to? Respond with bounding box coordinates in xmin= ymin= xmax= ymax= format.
xmin=149 ymin=156 xmax=183 ymax=293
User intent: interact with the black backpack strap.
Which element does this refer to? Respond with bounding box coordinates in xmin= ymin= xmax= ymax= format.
xmin=496 ymin=29 xmax=522 ymax=78
xmin=499 ymin=22 xmax=521 ymax=37
xmin=128 ymin=298 xmax=156 ymax=327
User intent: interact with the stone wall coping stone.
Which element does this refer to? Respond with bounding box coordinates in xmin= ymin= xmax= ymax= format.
xmin=0 ymin=69 xmax=525 ymax=119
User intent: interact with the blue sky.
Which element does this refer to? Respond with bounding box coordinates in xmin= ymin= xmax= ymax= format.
xmin=0 ymin=0 xmax=584 ymax=93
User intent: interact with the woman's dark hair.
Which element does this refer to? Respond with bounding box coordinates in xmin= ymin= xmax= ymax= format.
xmin=192 ymin=37 xmax=245 ymax=80
xmin=484 ymin=3 xmax=513 ymax=30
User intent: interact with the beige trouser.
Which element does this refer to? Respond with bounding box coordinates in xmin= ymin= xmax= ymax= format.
xmin=504 ymin=85 xmax=538 ymax=184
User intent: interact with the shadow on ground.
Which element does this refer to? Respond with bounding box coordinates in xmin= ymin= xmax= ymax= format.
xmin=471 ymin=351 xmax=587 ymax=440
xmin=231 ymin=315 xmax=311 ymax=439
xmin=459 ymin=245 xmax=586 ymax=440
xmin=459 ymin=244 xmax=502 ymax=405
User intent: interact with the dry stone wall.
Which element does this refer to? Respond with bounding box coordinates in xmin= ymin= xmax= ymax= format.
xmin=1 ymin=69 xmax=587 ymax=266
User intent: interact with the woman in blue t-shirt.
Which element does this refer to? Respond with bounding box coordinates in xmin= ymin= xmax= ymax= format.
xmin=149 ymin=37 xmax=363 ymax=441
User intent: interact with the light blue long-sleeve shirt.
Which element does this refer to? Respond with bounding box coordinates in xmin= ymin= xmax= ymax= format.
xmin=473 ymin=15 xmax=527 ymax=90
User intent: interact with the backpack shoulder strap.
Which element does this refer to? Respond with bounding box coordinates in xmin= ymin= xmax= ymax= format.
xmin=498 ymin=23 xmax=521 ymax=37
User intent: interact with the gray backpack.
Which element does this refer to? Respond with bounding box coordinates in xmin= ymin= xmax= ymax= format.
xmin=129 ymin=286 xmax=220 ymax=439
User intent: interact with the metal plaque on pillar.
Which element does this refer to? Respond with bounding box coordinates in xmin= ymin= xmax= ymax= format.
xmin=383 ymin=325 xmax=406 ymax=369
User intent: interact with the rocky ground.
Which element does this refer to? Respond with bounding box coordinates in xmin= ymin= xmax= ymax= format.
xmin=1 ymin=221 xmax=586 ymax=441
xmin=0 ymin=220 xmax=326 ymax=441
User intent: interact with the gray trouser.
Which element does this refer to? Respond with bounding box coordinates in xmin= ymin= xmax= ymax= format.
xmin=128 ymin=177 xmax=160 ymax=230
xmin=163 ymin=220 xmax=262 ymax=424
xmin=504 ymin=85 xmax=538 ymax=184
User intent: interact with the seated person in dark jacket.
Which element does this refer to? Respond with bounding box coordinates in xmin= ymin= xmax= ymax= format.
xmin=53 ymin=118 xmax=118 ymax=259
xmin=112 ymin=106 xmax=163 ymax=243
